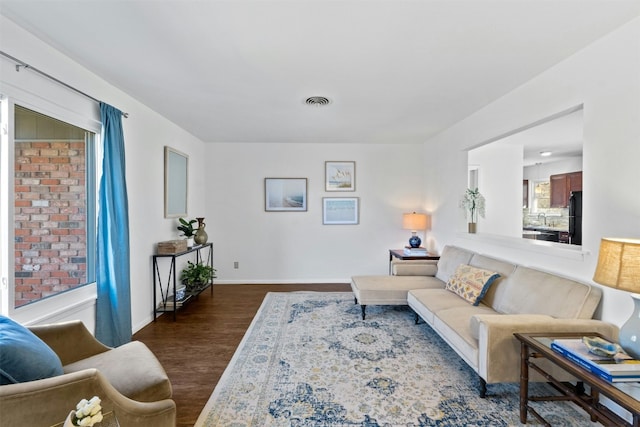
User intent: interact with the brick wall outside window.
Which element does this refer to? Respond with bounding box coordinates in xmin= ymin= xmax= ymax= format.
xmin=14 ymin=140 xmax=87 ymax=307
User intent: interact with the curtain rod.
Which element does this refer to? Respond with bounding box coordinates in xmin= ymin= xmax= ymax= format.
xmin=0 ymin=50 xmax=129 ymax=118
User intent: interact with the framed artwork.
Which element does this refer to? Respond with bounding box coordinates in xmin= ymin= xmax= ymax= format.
xmin=164 ymin=146 xmax=188 ymax=218
xmin=264 ymin=178 xmax=308 ymax=211
xmin=323 ymin=197 xmax=359 ymax=225
xmin=325 ymin=161 xmax=355 ymax=191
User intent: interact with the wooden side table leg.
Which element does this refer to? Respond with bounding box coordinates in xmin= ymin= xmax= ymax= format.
xmin=519 ymin=341 xmax=530 ymax=424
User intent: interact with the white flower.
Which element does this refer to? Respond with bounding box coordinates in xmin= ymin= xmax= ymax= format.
xmin=459 ymin=188 xmax=486 ymax=222
xmin=73 ymin=396 xmax=102 ymax=427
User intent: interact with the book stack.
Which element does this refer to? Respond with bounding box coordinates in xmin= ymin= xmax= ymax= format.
xmin=403 ymin=246 xmax=428 ymax=256
xmin=551 ymin=338 xmax=640 ymax=382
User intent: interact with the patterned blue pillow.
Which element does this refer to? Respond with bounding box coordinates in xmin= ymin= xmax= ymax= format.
xmin=445 ymin=264 xmax=501 ymax=306
xmin=0 ymin=315 xmax=64 ymax=384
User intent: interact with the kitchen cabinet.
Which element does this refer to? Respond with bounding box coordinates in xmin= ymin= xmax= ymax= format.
xmin=550 ymin=171 xmax=582 ymax=208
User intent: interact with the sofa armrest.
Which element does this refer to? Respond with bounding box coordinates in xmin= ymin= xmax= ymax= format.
xmin=472 ymin=314 xmax=619 ymax=384
xmin=29 ymin=320 xmax=111 ymax=365
xmin=392 ymin=259 xmax=438 ymax=276
xmin=0 ymin=369 xmax=176 ymax=427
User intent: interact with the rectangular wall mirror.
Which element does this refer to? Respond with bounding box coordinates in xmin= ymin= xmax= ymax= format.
xmin=164 ymin=146 xmax=188 ymax=218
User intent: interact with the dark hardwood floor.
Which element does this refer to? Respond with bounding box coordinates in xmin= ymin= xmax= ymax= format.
xmin=133 ymin=283 xmax=351 ymax=427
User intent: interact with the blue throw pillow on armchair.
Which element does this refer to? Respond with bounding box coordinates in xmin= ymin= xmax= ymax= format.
xmin=0 ymin=315 xmax=64 ymax=385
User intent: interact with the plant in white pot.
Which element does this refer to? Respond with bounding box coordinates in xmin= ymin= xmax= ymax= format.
xmin=177 ymin=218 xmax=197 ymax=248
xmin=460 ymin=188 xmax=485 ymax=233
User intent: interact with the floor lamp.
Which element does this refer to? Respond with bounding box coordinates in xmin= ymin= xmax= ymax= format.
xmin=592 ymin=237 xmax=640 ymax=358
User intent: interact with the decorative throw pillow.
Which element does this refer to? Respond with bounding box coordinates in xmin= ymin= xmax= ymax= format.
xmin=0 ymin=315 xmax=64 ymax=385
xmin=445 ymin=264 xmax=501 ymax=306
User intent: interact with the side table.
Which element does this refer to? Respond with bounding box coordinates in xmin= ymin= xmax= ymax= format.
xmin=515 ymin=332 xmax=640 ymax=427
xmin=388 ymin=249 xmax=440 ymax=274
xmin=153 ymin=242 xmax=214 ymax=321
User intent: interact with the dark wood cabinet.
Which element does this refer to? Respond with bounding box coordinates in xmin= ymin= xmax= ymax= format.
xmin=550 ymin=171 xmax=582 ymax=208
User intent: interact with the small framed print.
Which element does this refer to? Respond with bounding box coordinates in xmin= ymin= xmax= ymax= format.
xmin=323 ymin=197 xmax=359 ymax=225
xmin=265 ymin=178 xmax=307 ymax=211
xmin=325 ymin=161 xmax=355 ymax=191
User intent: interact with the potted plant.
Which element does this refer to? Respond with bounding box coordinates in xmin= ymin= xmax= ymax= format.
xmin=459 ymin=188 xmax=485 ymax=233
xmin=177 ymin=218 xmax=197 ymax=248
xmin=180 ymin=261 xmax=216 ymax=292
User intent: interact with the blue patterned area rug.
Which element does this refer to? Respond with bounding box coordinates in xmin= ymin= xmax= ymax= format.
xmin=195 ymin=292 xmax=595 ymax=426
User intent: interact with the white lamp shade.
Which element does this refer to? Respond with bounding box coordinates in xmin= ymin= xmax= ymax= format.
xmin=402 ymin=213 xmax=430 ymax=231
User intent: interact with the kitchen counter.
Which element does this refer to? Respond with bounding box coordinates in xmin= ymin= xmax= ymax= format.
xmin=522 ymin=226 xmax=570 ymax=243
xmin=523 ymin=225 xmax=569 ymax=232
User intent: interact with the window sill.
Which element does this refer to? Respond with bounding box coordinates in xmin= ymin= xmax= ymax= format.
xmin=455 ymin=232 xmax=588 ymax=261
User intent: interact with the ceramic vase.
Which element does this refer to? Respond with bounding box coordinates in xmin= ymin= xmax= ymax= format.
xmin=195 ymin=217 xmax=208 ymax=245
xmin=468 ymin=223 xmax=477 ymax=234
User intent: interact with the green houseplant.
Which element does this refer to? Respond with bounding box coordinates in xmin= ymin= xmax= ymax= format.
xmin=180 ymin=261 xmax=216 ymax=292
xmin=177 ymin=218 xmax=197 ymax=248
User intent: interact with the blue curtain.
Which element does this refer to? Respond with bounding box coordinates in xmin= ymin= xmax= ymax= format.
xmin=95 ymin=103 xmax=131 ymax=347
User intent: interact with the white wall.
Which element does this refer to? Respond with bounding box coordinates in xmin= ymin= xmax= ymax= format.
xmin=0 ymin=16 xmax=208 ymax=332
xmin=468 ymin=141 xmax=523 ymax=237
xmin=2 ymin=13 xmax=639 ymax=341
xmin=206 ymin=142 xmax=425 ymax=282
xmin=424 ymin=17 xmax=640 ymax=327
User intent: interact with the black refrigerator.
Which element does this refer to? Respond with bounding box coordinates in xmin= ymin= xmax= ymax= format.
xmin=569 ymin=191 xmax=582 ymax=245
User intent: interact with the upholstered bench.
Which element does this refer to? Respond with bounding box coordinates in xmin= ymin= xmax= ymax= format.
xmin=351 ymin=259 xmax=440 ymax=320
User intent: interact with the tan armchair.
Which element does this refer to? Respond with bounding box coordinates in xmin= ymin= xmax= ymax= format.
xmin=0 ymin=320 xmax=176 ymax=427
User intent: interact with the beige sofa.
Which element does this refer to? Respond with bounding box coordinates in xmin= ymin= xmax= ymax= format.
xmin=352 ymin=245 xmax=618 ymax=397
xmin=0 ymin=320 xmax=176 ymax=426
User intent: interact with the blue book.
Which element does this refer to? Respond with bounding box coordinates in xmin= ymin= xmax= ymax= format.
xmin=551 ymin=338 xmax=640 ymax=382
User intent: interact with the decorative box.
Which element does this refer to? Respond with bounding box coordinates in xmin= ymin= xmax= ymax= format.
xmin=156 ymin=239 xmax=187 ymax=254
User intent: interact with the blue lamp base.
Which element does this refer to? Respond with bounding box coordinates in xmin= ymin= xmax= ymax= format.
xmin=619 ymin=293 xmax=640 ymax=359
xmin=408 ymin=233 xmax=421 ymax=248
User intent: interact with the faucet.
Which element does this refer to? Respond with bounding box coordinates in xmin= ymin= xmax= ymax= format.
xmin=538 ymin=213 xmax=547 ymax=225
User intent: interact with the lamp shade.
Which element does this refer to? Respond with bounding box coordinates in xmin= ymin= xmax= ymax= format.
xmin=593 ymin=238 xmax=640 ymax=293
xmin=402 ymin=212 xmax=430 ymax=231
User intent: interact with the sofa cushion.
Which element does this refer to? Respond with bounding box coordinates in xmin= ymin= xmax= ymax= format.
xmin=0 ymin=316 xmax=64 ymax=385
xmin=63 ymin=341 xmax=172 ymax=402
xmin=392 ymin=260 xmax=438 ymax=276
xmin=495 ymin=266 xmax=603 ymax=318
xmin=445 ymin=264 xmax=500 ymax=306
xmin=351 ymin=275 xmax=444 ymax=305
xmin=468 ymin=254 xmax=517 ymax=310
xmin=435 ymin=246 xmax=474 ymax=283
xmin=409 ymin=288 xmax=472 ymax=316
xmin=432 ymin=305 xmax=497 ymax=370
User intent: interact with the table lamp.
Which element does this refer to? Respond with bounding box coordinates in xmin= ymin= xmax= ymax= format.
xmin=592 ymin=237 xmax=640 ymax=358
xmin=402 ymin=212 xmax=429 ymax=248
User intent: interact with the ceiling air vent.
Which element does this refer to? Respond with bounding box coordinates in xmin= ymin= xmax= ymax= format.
xmin=305 ymin=96 xmax=330 ymax=106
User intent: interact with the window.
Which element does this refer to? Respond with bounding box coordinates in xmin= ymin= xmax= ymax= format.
xmin=7 ymin=104 xmax=97 ymax=309
xmin=531 ymin=180 xmax=550 ymax=212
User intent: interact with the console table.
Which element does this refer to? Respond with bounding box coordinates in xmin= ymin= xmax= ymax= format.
xmin=153 ymin=242 xmax=213 ymax=321
xmin=515 ymin=332 xmax=640 ymax=427
xmin=388 ymin=249 xmax=439 ymax=274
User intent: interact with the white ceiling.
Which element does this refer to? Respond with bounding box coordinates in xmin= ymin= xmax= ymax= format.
xmin=1 ymin=1 xmax=639 ymax=144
